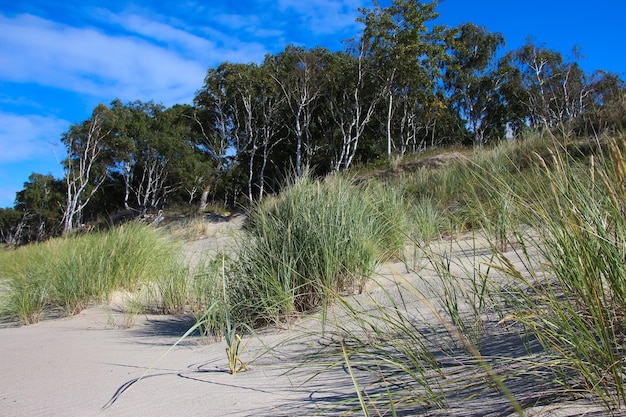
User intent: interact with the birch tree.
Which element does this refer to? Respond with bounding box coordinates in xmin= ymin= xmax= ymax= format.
xmin=193 ymin=65 xmax=238 ymax=212
xmin=504 ymin=40 xmax=590 ymax=136
xmin=61 ymin=104 xmax=112 ymax=235
xmin=326 ymin=49 xmax=379 ymax=171
xmin=111 ymin=101 xmax=183 ymax=212
xmin=444 ymin=23 xmax=506 ymax=145
xmin=268 ymin=46 xmax=328 ymax=177
xmin=359 ymin=0 xmax=444 ymax=155
xmin=231 ymin=63 xmax=287 ymax=200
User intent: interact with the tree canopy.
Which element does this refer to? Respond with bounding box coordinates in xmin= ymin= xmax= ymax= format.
xmin=3 ymin=0 xmax=624 ymax=243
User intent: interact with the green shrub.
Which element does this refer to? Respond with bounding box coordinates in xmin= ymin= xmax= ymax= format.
xmin=226 ymin=173 xmax=408 ymax=326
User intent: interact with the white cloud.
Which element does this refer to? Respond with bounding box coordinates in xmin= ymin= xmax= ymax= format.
xmin=0 ymin=12 xmax=270 ymax=106
xmin=0 ymin=1 xmax=368 ymax=110
xmin=0 ymin=111 xmax=68 ymax=207
xmin=212 ymin=13 xmax=260 ymax=31
xmin=0 ymin=13 xmax=206 ymax=105
xmin=276 ymin=0 xmax=367 ymax=35
xmin=0 ymin=112 xmax=68 ymax=164
xmin=97 ymin=10 xmax=217 ymax=57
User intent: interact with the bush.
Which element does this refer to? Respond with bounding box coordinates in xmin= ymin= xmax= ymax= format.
xmin=226 ymin=173 xmax=408 ymax=326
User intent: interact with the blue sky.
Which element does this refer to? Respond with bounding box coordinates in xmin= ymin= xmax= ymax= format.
xmin=1 ymin=0 xmax=624 ymax=208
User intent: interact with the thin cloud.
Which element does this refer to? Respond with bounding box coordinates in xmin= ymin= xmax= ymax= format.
xmin=212 ymin=13 xmax=260 ymax=31
xmin=0 ymin=14 xmax=205 ymax=105
xmin=276 ymin=0 xmax=367 ymax=35
xmin=97 ymin=10 xmax=217 ymax=57
xmin=0 ymin=12 xmax=270 ymax=107
xmin=0 ymin=111 xmax=67 ymax=207
xmin=0 ymin=112 xmax=68 ymax=164
xmin=0 ymin=2 xmax=366 ymax=109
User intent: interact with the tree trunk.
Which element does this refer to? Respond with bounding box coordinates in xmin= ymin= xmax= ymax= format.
xmin=387 ymin=94 xmax=393 ymax=155
xmin=197 ymin=185 xmax=210 ymax=214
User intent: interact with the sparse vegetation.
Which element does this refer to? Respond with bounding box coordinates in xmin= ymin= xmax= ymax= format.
xmin=1 ymin=130 xmax=625 ymax=415
xmin=293 ymin=133 xmax=626 ymax=415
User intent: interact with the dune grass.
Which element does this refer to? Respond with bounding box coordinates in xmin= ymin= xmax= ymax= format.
xmin=0 ymin=223 xmax=190 ymax=324
xmin=487 ymin=135 xmax=626 ymax=409
xmin=289 ymin=133 xmax=626 ymax=415
xmin=151 ymin=254 xmax=225 ymax=319
xmin=224 ymin=173 xmax=409 ymax=327
xmin=2 ymin=130 xmax=625 ymax=413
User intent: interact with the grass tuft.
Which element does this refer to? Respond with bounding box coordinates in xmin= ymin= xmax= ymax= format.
xmin=225 ymin=172 xmax=408 ymax=327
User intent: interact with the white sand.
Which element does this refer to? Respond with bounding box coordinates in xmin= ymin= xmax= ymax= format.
xmin=0 ymin=219 xmax=613 ymax=416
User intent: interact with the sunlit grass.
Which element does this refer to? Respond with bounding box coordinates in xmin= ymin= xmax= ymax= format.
xmin=295 ymin=133 xmax=626 ymax=415
xmin=488 ymin=134 xmax=626 ymax=409
xmin=3 ymin=130 xmax=625 ymax=414
xmin=225 ymin=173 xmax=409 ymax=327
xmin=0 ymin=224 xmax=189 ymax=324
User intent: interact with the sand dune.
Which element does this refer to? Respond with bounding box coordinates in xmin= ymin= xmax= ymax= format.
xmin=0 ymin=220 xmax=613 ymax=416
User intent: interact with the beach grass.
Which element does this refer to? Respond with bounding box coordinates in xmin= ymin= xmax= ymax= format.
xmin=295 ymin=133 xmax=626 ymax=414
xmin=224 ymin=172 xmax=409 ymax=327
xmin=0 ymin=223 xmax=187 ymax=324
xmin=2 ymin=131 xmax=625 ymax=414
xmin=487 ymin=134 xmax=626 ymax=409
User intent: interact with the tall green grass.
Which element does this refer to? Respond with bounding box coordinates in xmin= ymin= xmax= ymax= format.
xmin=152 ymin=254 xmax=225 ymax=319
xmin=0 ymin=223 xmax=186 ymax=324
xmin=296 ymin=134 xmax=626 ymax=415
xmin=489 ymin=135 xmax=626 ymax=409
xmin=3 ymin=131 xmax=623 ymax=413
xmin=225 ymin=173 xmax=409 ymax=327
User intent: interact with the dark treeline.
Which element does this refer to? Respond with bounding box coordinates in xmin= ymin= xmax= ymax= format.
xmin=2 ymin=0 xmax=625 ymax=244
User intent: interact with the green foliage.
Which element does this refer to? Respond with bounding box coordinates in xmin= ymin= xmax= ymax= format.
xmin=444 ymin=22 xmax=507 ymax=145
xmin=0 ymin=207 xmax=22 ymax=244
xmin=0 ymin=223 xmax=184 ymax=324
xmin=5 ymin=126 xmax=626 ymax=413
xmin=109 ymin=100 xmax=204 ymax=211
xmin=226 ymin=173 xmax=408 ymax=326
xmin=14 ymin=173 xmax=65 ymax=241
xmin=488 ymin=135 xmax=626 ymax=408
xmin=5 ymin=0 xmax=625 ymax=232
xmin=223 ymin=308 xmax=249 ymax=374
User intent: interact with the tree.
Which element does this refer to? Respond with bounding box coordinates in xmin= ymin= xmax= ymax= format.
xmin=266 ymin=46 xmax=329 ymax=177
xmin=244 ymin=63 xmax=288 ymax=200
xmin=0 ymin=207 xmax=23 ymax=245
xmin=196 ymin=62 xmax=289 ymax=202
xmin=444 ymin=23 xmax=506 ymax=145
xmin=110 ymin=100 xmax=186 ymax=212
xmin=325 ymin=47 xmax=379 ymax=170
xmin=193 ymin=64 xmax=245 ymax=211
xmin=579 ymin=70 xmax=626 ymax=134
xmin=504 ymin=40 xmax=589 ymax=136
xmin=61 ymin=104 xmax=114 ymax=235
xmin=15 ymin=173 xmax=65 ymax=241
xmin=359 ymin=0 xmax=445 ymax=155
xmin=220 ymin=62 xmax=285 ymax=201
xmin=159 ymin=104 xmax=214 ymax=208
